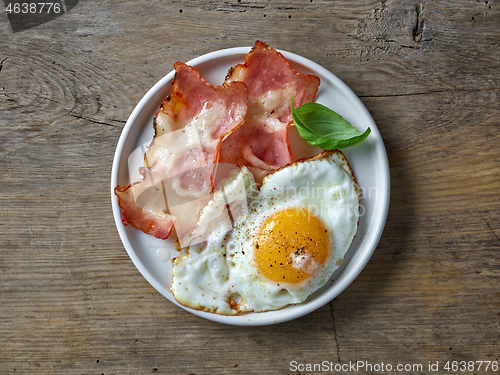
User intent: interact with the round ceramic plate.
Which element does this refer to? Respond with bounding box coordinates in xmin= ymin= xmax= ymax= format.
xmin=111 ymin=46 xmax=390 ymax=326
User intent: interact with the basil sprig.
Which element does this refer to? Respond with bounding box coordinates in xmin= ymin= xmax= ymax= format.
xmin=291 ymin=98 xmax=371 ymax=150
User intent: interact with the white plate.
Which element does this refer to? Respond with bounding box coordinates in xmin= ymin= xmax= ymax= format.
xmin=111 ymin=46 xmax=390 ymax=326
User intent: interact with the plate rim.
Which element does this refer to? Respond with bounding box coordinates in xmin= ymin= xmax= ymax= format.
xmin=110 ymin=46 xmax=390 ymax=326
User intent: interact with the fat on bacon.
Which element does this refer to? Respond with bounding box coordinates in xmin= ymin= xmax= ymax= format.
xmin=114 ymin=62 xmax=248 ymax=239
xmin=220 ymin=41 xmax=320 ymax=181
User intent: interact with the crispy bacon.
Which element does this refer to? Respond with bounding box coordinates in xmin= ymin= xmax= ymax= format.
xmin=114 ymin=180 xmax=175 ymax=240
xmin=220 ymin=41 xmax=320 ymax=180
xmin=115 ymin=43 xmax=320 ymax=241
xmin=115 ymin=62 xmax=248 ymax=239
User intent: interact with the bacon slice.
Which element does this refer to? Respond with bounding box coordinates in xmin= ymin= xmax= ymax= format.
xmin=114 ymin=177 xmax=175 ymax=240
xmin=220 ymin=41 xmax=320 ymax=180
xmin=115 ymin=62 xmax=248 ymax=239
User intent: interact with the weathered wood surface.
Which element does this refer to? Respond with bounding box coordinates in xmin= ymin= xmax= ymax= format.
xmin=1 ymin=0 xmax=498 ymax=374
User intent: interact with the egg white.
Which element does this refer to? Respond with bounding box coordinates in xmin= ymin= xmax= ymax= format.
xmin=170 ymin=150 xmax=360 ymax=315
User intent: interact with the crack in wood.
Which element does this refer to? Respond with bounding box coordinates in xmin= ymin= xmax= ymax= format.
xmin=329 ymin=302 xmax=342 ymax=365
xmin=213 ymin=1 xmax=266 ymax=12
xmin=69 ymin=113 xmax=124 ymax=128
xmin=207 ymin=1 xmax=303 ymax=13
xmin=232 ymin=3 xmax=267 ymax=10
xmin=386 ymin=39 xmax=421 ymax=49
xmin=275 ymin=5 xmax=302 ymax=11
xmin=0 ymin=57 xmax=7 ymax=73
xmin=412 ymin=3 xmax=424 ymax=43
xmin=477 ymin=210 xmax=500 ymax=242
xmin=0 ymin=86 xmax=20 ymax=104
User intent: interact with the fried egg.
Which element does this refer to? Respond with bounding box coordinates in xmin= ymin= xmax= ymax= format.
xmin=170 ymin=150 xmax=360 ymax=315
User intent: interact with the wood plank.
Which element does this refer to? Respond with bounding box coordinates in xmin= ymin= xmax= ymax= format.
xmin=0 ymin=0 xmax=498 ymax=373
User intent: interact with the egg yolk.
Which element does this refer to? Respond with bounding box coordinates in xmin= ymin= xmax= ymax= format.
xmin=254 ymin=208 xmax=331 ymax=284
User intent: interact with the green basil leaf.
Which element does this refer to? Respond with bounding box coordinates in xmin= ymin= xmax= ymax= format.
xmin=291 ymin=98 xmax=371 ymax=149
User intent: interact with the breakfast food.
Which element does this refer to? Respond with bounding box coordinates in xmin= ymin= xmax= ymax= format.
xmin=114 ymin=41 xmax=362 ymax=315
xmin=171 ymin=150 xmax=360 ymax=314
xmin=115 ymin=62 xmax=248 ymax=239
xmin=220 ymin=41 xmax=320 ymax=182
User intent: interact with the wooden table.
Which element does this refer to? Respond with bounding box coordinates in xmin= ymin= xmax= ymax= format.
xmin=1 ymin=0 xmax=498 ymax=373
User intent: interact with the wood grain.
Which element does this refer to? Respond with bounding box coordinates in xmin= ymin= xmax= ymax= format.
xmin=0 ymin=0 xmax=498 ymax=374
